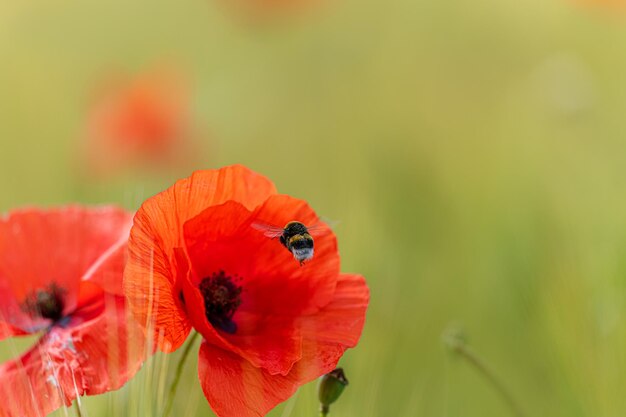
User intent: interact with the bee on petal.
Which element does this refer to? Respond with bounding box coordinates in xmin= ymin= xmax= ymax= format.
xmin=252 ymin=220 xmax=327 ymax=265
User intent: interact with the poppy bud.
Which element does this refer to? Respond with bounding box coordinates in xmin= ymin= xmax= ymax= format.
xmin=318 ymin=368 xmax=349 ymax=415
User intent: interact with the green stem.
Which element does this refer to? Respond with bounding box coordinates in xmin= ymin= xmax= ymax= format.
xmin=452 ymin=343 xmax=526 ymax=417
xmin=163 ymin=332 xmax=200 ymax=417
xmin=74 ymin=400 xmax=83 ymax=417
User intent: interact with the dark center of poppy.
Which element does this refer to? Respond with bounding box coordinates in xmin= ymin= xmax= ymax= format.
xmin=21 ymin=283 xmax=66 ymax=322
xmin=199 ymin=270 xmax=242 ymax=334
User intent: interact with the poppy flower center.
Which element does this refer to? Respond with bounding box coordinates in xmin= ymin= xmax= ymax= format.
xmin=199 ymin=270 xmax=242 ymax=334
xmin=21 ymin=283 xmax=66 ymax=322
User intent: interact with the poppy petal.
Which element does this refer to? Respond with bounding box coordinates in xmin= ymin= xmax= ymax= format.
xmin=0 ymin=321 xmax=26 ymax=341
xmin=124 ymin=165 xmax=277 ymax=352
xmin=82 ymin=218 xmax=132 ymax=295
xmin=297 ymin=273 xmax=369 ymax=376
xmin=196 ymin=273 xmax=368 ymax=417
xmin=0 ymin=206 xmax=131 ymax=332
xmin=0 ymin=295 xmax=145 ymax=417
xmin=198 ymin=342 xmax=292 ymax=417
xmin=124 ymin=244 xmax=192 ymax=353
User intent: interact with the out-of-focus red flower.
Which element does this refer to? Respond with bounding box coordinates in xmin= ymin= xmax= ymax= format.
xmin=0 ymin=206 xmax=145 ymax=416
xmin=219 ymin=0 xmax=327 ymax=22
xmin=124 ymin=165 xmax=369 ymax=417
xmin=572 ymin=0 xmax=626 ymax=11
xmin=82 ymin=68 xmax=200 ymax=176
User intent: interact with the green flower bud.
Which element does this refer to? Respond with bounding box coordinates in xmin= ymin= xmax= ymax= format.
xmin=318 ymin=368 xmax=349 ymax=415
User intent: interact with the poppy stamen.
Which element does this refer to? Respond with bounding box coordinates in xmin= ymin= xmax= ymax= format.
xmin=21 ymin=283 xmax=66 ymax=322
xmin=199 ymin=270 xmax=242 ymax=334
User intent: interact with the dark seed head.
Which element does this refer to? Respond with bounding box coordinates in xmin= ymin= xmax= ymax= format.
xmin=21 ymin=283 xmax=66 ymax=322
xmin=199 ymin=270 xmax=242 ymax=334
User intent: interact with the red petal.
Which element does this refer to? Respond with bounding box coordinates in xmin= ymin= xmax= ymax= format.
xmin=198 ymin=342 xmax=288 ymax=417
xmin=124 ymin=246 xmax=192 ymax=353
xmin=124 ymin=165 xmax=277 ymax=352
xmin=300 ymin=274 xmax=369 ymax=349
xmin=82 ymin=218 xmax=132 ymax=295
xmin=196 ymin=273 xmax=369 ymax=417
xmin=0 ymin=294 xmax=145 ymax=417
xmin=0 ymin=206 xmax=131 ymax=332
xmin=0 ymin=321 xmax=26 ymax=341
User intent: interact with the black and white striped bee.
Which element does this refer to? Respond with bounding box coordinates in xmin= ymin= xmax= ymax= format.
xmin=252 ymin=221 xmax=327 ymax=265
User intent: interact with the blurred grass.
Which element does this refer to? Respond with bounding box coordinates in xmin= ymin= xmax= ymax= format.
xmin=2 ymin=0 xmax=626 ymax=416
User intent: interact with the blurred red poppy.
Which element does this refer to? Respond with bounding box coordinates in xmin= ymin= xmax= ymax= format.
xmin=216 ymin=0 xmax=330 ymax=24
xmin=81 ymin=68 xmax=200 ymax=176
xmin=227 ymin=0 xmax=319 ymax=14
xmin=0 ymin=206 xmax=145 ymax=416
xmin=124 ymin=165 xmax=369 ymax=417
xmin=572 ymin=0 xmax=626 ymax=11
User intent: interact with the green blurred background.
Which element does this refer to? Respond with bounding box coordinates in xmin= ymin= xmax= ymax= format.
xmin=2 ymin=0 xmax=626 ymax=415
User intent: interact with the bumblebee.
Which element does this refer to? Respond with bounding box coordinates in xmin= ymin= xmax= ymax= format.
xmin=252 ymin=220 xmax=325 ymax=265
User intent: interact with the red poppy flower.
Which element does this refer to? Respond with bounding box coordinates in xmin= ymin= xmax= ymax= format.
xmin=0 ymin=206 xmax=145 ymax=417
xmin=570 ymin=0 xmax=626 ymax=11
xmin=124 ymin=165 xmax=369 ymax=417
xmin=81 ymin=68 xmax=201 ymax=176
xmin=219 ymin=0 xmax=326 ymax=23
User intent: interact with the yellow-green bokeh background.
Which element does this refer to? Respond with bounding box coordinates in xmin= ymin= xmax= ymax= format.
xmin=2 ymin=0 xmax=626 ymax=416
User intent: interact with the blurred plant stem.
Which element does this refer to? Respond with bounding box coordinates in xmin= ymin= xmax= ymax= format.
xmin=443 ymin=326 xmax=526 ymax=417
xmin=73 ymin=400 xmax=83 ymax=417
xmin=163 ymin=331 xmax=200 ymax=417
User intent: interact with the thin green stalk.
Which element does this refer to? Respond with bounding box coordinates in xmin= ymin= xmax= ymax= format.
xmin=445 ymin=330 xmax=526 ymax=417
xmin=163 ymin=332 xmax=200 ymax=417
xmin=74 ymin=400 xmax=83 ymax=417
xmin=455 ymin=344 xmax=525 ymax=417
